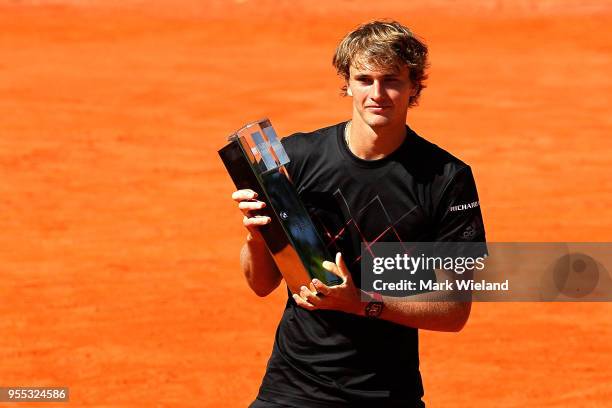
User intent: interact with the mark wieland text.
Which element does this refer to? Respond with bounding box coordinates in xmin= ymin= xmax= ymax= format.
xmin=372 ymin=279 xmax=510 ymax=292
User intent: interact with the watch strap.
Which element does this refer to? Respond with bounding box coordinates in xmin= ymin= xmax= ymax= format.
xmin=365 ymin=291 xmax=384 ymax=318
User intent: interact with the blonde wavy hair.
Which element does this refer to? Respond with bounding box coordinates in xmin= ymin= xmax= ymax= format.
xmin=332 ymin=20 xmax=429 ymax=108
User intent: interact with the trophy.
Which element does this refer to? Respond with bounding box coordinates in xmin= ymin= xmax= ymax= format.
xmin=218 ymin=118 xmax=342 ymax=294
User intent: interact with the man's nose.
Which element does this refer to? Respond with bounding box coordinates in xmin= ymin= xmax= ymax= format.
xmin=370 ymin=80 xmax=385 ymax=100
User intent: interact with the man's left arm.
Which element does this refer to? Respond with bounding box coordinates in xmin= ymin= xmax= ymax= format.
xmin=294 ymin=165 xmax=486 ymax=332
xmin=294 ymin=252 xmax=472 ymax=332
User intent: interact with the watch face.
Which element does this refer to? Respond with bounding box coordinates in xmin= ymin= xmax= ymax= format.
xmin=365 ymin=301 xmax=383 ymax=318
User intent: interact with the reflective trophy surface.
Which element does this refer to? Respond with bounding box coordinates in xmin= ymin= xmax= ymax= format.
xmin=218 ymin=118 xmax=342 ymax=294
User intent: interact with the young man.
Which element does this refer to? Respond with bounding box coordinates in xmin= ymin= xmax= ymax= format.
xmin=232 ymin=21 xmax=486 ymax=407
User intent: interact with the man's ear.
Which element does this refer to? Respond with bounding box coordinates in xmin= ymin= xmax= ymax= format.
xmin=346 ymin=86 xmax=353 ymax=97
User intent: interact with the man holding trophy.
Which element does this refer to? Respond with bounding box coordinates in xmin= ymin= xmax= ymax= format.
xmin=229 ymin=20 xmax=486 ymax=408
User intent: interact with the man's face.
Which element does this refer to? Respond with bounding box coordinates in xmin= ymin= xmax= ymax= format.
xmin=346 ymin=61 xmax=414 ymax=129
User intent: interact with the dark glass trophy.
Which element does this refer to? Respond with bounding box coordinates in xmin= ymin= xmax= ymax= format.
xmin=218 ymin=118 xmax=342 ymax=294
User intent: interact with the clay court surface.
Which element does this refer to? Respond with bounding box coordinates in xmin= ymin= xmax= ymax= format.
xmin=1 ymin=0 xmax=611 ymax=406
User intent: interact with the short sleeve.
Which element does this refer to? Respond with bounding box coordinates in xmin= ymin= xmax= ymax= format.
xmin=434 ymin=166 xmax=487 ymax=256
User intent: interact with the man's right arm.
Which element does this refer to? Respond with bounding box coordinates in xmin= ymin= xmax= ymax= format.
xmin=233 ymin=189 xmax=282 ymax=297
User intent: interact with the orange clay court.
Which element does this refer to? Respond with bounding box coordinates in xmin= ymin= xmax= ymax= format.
xmin=0 ymin=1 xmax=611 ymax=407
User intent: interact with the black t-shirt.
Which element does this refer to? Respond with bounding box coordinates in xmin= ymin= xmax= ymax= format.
xmin=256 ymin=122 xmax=486 ymax=407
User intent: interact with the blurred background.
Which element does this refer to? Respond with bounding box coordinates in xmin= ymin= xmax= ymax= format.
xmin=1 ymin=0 xmax=611 ymax=406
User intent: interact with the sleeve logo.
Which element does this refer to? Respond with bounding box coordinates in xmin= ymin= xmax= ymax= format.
xmin=462 ymin=225 xmax=477 ymax=239
xmin=449 ymin=200 xmax=479 ymax=212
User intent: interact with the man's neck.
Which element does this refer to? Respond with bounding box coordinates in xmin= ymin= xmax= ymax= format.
xmin=347 ymin=116 xmax=407 ymax=161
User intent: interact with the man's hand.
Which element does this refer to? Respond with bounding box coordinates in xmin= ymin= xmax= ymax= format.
xmin=232 ymin=188 xmax=282 ymax=297
xmin=231 ymin=189 xmax=271 ymax=240
xmin=293 ymin=252 xmax=363 ymax=316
